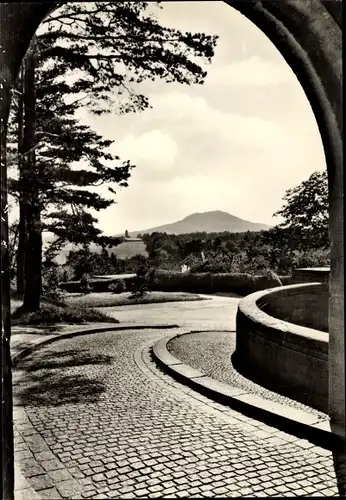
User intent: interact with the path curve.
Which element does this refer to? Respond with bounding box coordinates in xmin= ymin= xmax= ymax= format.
xmin=13 ymin=327 xmax=339 ymax=499
xmin=97 ymin=294 xmax=240 ymax=331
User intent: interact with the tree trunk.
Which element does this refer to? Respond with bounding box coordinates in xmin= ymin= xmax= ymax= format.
xmin=16 ymin=63 xmax=27 ymax=296
xmin=0 ymin=88 xmax=14 ymax=500
xmin=24 ymin=206 xmax=42 ymax=311
xmin=22 ymin=41 xmax=42 ymax=312
xmin=16 ymin=206 xmax=27 ymax=296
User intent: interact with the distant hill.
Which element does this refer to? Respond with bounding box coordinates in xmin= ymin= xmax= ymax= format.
xmin=127 ymin=210 xmax=271 ymax=236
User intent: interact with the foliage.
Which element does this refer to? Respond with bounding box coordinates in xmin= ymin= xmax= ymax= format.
xmin=7 ymin=1 xmax=218 ymax=310
xmin=148 ymin=269 xmax=282 ymax=296
xmin=41 ymin=266 xmax=65 ymax=304
xmin=65 ymin=247 xmax=150 ymax=279
xmin=117 ymin=254 xmax=148 ymax=273
xmin=141 ymin=227 xmax=330 ymax=276
xmin=8 ymin=72 xmax=134 ymax=250
xmin=108 ymin=279 xmax=126 ymax=294
xmin=63 ymin=225 xmax=330 ymax=282
xmin=80 ymin=273 xmax=93 ymax=294
xmin=289 ymin=248 xmax=330 ymax=269
xmin=130 ymin=265 xmax=156 ymax=299
xmin=9 ymin=0 xmax=218 ymax=247
xmin=273 ymin=170 xmax=329 ymax=248
xmin=11 ymin=302 xmax=118 ymax=325
xmin=66 ymin=247 xmax=119 ymax=280
xmin=39 ymin=2 xmax=218 ymax=115
xmin=8 ymin=219 xmax=19 ymax=280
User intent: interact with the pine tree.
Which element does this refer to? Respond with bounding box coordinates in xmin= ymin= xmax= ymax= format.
xmin=37 ymin=2 xmax=217 ymax=115
xmin=8 ymin=2 xmax=218 ymax=310
xmin=8 ymin=56 xmax=133 ymax=308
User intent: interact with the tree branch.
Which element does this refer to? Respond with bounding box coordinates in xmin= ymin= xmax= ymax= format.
xmin=36 ymin=131 xmax=60 ymax=138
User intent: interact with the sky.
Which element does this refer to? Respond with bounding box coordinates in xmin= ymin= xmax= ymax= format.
xmin=20 ymin=1 xmax=327 ymax=236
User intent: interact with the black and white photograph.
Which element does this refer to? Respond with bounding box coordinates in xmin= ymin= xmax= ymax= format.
xmin=0 ymin=1 xmax=344 ymax=499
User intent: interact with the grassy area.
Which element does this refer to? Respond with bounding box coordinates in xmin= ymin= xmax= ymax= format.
xmin=65 ymin=291 xmax=207 ymax=308
xmin=11 ymin=301 xmax=118 ymax=326
xmin=10 ymin=290 xmax=206 ymax=326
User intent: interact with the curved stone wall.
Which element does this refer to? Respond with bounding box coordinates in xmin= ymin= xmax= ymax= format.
xmin=291 ymin=267 xmax=330 ymax=285
xmin=259 ymin=282 xmax=329 ymax=333
xmin=234 ymin=284 xmax=329 ymax=412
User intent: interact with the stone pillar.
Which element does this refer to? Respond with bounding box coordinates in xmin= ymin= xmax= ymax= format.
xmin=329 ymin=162 xmax=345 ymax=439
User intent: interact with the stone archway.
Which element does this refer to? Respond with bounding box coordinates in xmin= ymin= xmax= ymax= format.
xmin=0 ymin=1 xmax=343 ymax=498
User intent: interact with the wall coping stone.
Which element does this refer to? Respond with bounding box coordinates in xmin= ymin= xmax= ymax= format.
xmin=238 ymin=283 xmax=328 ymax=346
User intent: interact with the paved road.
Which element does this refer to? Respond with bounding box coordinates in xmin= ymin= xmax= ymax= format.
xmin=14 ymin=328 xmax=340 ymax=499
xmin=97 ymin=294 xmax=240 ymax=331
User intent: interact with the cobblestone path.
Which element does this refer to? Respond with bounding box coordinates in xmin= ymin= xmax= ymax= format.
xmin=168 ymin=331 xmax=327 ymax=418
xmin=13 ymin=328 xmax=341 ymax=499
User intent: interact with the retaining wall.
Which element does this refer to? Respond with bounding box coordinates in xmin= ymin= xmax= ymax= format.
xmin=291 ymin=267 xmax=330 ymax=284
xmin=260 ymin=282 xmax=329 ymax=332
xmin=235 ymin=283 xmax=329 ymax=412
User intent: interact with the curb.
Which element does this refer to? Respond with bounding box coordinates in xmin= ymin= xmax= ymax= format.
xmin=12 ymin=323 xmax=179 ymax=367
xmin=152 ymin=331 xmax=343 ymax=451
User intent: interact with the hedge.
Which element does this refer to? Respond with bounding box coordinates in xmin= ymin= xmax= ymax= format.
xmin=150 ymin=271 xmax=287 ymax=296
xmin=60 ymin=271 xmax=291 ymax=296
xmin=60 ymin=277 xmax=137 ymax=293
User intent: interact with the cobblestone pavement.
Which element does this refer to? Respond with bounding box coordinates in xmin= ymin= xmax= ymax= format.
xmin=13 ymin=328 xmax=342 ymax=499
xmin=168 ymin=331 xmax=328 ymax=418
xmin=10 ymin=323 xmax=119 ymax=360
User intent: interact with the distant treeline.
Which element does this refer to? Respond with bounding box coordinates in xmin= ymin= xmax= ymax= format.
xmin=139 ymin=227 xmax=329 ymax=275
xmin=61 ymin=226 xmax=329 ymax=281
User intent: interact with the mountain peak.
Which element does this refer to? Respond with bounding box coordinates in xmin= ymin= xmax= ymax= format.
xmin=182 ymin=210 xmax=245 ymax=222
xmin=128 ymin=210 xmax=271 ymax=236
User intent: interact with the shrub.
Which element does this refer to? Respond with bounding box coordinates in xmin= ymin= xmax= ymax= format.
xmin=108 ymin=279 xmax=126 ymax=294
xmin=60 ymin=269 xmax=290 ymax=296
xmin=210 ymin=273 xmax=254 ymax=296
xmin=130 ymin=268 xmax=149 ymax=299
xmin=80 ymin=273 xmax=93 ymax=294
xmin=60 ymin=275 xmax=137 ymax=293
xmin=61 ymin=267 xmax=74 ymax=283
xmin=11 ymin=302 xmax=118 ymax=325
xmin=279 ymin=275 xmax=292 ymax=286
xmin=247 ymin=269 xmax=283 ymax=293
xmin=150 ymin=269 xmax=284 ymax=296
xmin=42 ymin=266 xmax=65 ymax=304
xmin=290 ymin=248 xmax=330 ymax=269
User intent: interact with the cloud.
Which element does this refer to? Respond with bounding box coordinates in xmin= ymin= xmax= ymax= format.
xmin=205 ymin=56 xmax=295 ymax=87
xmin=96 ymin=173 xmax=249 ymax=235
xmin=147 ymin=91 xmax=283 ymax=150
xmin=114 ymin=130 xmax=178 ymax=171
